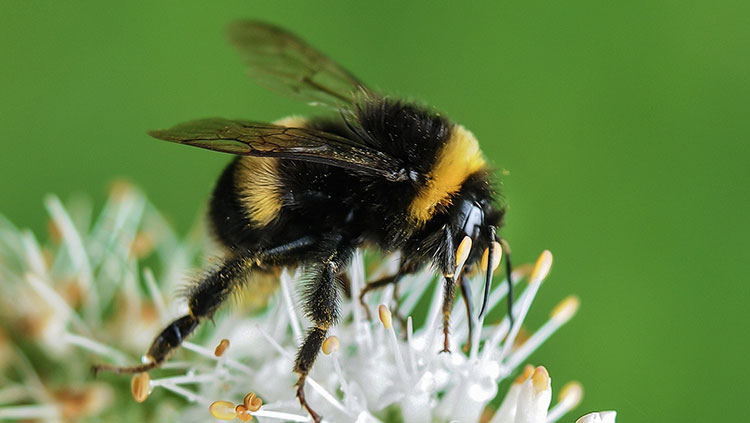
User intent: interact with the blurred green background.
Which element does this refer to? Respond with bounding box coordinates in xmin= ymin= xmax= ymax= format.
xmin=1 ymin=1 xmax=748 ymax=421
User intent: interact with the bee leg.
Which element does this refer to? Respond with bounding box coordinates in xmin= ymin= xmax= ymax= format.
xmin=358 ymin=273 xmax=401 ymax=320
xmin=294 ymin=246 xmax=351 ymax=423
xmin=93 ymin=254 xmax=254 ymax=375
xmin=441 ymin=273 xmax=457 ymax=353
xmin=498 ymin=238 xmax=515 ymax=326
xmin=459 ymin=272 xmax=475 ymax=353
xmin=359 ymin=259 xmax=419 ymax=323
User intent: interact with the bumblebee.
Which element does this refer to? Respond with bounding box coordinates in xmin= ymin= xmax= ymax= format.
xmin=94 ymin=21 xmax=515 ymax=422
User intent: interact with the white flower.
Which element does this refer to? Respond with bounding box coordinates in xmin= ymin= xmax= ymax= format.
xmin=576 ymin=412 xmax=617 ymax=423
xmin=0 ymin=185 xmax=616 ymax=423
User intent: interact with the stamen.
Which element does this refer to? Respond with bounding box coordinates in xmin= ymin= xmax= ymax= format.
xmin=0 ymin=405 xmax=59 ymax=420
xmin=398 ymin=266 xmax=437 ymax=316
xmin=130 ymin=372 xmax=150 ymax=403
xmin=514 ymin=364 xmax=535 ymax=385
xmin=455 ymin=236 xmax=473 ymax=274
xmin=209 ymin=400 xmax=237 ymax=420
xmin=504 ymin=296 xmax=579 ymax=371
xmin=547 ymin=382 xmax=584 ymax=423
xmin=531 ymin=366 xmax=550 ymax=394
xmin=279 ymin=269 xmax=302 ymax=342
xmin=143 ymin=268 xmax=168 ymax=322
xmin=378 ymin=304 xmax=393 ymax=329
xmin=498 ymin=251 xmax=552 ymax=364
xmin=348 ymin=251 xmax=374 ymax=350
xmin=44 ymin=195 xmax=94 ymax=295
xmin=26 ymin=273 xmax=90 ymax=337
xmin=235 ymin=404 xmax=252 ymax=422
xmin=150 ymin=372 xmax=220 ymax=387
xmin=158 ymin=382 xmax=203 ymax=403
xmin=422 ymin=275 xmax=446 ymax=352
xmin=252 ymin=410 xmax=311 ymax=422
xmin=62 ymin=332 xmax=130 ymax=364
xmin=480 ymin=242 xmax=502 ymax=273
xmin=380 ymin=304 xmax=409 ymax=382
xmin=405 ymin=317 xmax=418 ymax=376
xmin=322 ymin=336 xmax=340 ymax=355
xmin=243 ymin=392 xmax=263 ymax=411
xmin=329 ymin=339 xmax=353 ymax=399
xmin=530 ymin=250 xmax=553 ymax=284
xmin=551 ymin=296 xmax=580 ymax=323
xmin=304 ymin=377 xmax=352 ymax=416
xmin=214 ymin=339 xmax=230 ymax=357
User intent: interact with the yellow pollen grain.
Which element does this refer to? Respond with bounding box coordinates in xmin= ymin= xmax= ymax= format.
xmin=209 ymin=400 xmax=237 ymax=420
xmin=559 ymin=381 xmax=584 ymax=407
xmin=378 ymin=304 xmax=393 ymax=330
xmin=214 ymin=338 xmax=230 ymax=357
xmin=514 ymin=364 xmax=535 ymax=385
xmin=455 ymin=236 xmax=473 ymax=268
xmin=130 ymin=231 xmax=155 ymax=258
xmin=235 ymin=404 xmax=252 ymax=422
xmin=530 ymin=250 xmax=553 ymax=283
xmin=551 ymin=296 xmax=580 ymax=322
xmin=322 ymin=336 xmax=340 ymax=355
xmin=513 ymin=326 xmax=531 ymax=349
xmin=130 ymin=372 xmax=150 ymax=403
xmin=47 ymin=220 xmax=62 ymax=244
xmin=243 ymin=392 xmax=263 ymax=412
xmin=408 ymin=125 xmax=486 ymax=224
xmin=531 ymin=366 xmax=550 ymax=394
xmin=480 ymin=242 xmax=502 ymax=272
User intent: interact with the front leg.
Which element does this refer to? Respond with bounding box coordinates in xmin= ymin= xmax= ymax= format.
xmin=441 ymin=273 xmax=457 ymax=353
xmin=459 ymin=271 xmax=475 ymax=353
xmin=294 ymin=246 xmax=352 ymax=423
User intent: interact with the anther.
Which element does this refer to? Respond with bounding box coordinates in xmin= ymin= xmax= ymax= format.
xmin=235 ymin=404 xmax=252 ymax=422
xmin=513 ymin=364 xmax=535 ymax=385
xmin=559 ymin=381 xmax=584 ymax=408
xmin=209 ymin=400 xmax=237 ymax=420
xmin=455 ymin=236 xmax=473 ymax=269
xmin=243 ymin=392 xmax=262 ymax=412
xmin=530 ymin=250 xmax=553 ymax=283
xmin=480 ymin=242 xmax=502 ymax=273
xmin=378 ymin=304 xmax=392 ymax=330
xmin=531 ymin=366 xmax=550 ymax=394
xmin=322 ymin=336 xmax=340 ymax=355
xmin=551 ymin=296 xmax=580 ymax=323
xmin=214 ymin=338 xmax=230 ymax=357
xmin=130 ymin=372 xmax=150 ymax=403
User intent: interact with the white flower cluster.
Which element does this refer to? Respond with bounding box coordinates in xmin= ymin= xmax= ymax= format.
xmin=0 ymin=185 xmax=616 ymax=423
xmin=168 ymin=249 xmax=612 ymax=423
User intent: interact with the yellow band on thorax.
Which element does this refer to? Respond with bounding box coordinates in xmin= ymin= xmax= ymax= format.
xmin=408 ymin=125 xmax=486 ymax=224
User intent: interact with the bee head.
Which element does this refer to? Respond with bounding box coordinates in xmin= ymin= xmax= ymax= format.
xmin=447 ymin=192 xmax=507 ymax=319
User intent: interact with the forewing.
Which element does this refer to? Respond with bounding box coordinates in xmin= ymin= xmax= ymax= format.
xmin=228 ymin=20 xmax=370 ymax=108
xmin=149 ymin=118 xmax=406 ymax=181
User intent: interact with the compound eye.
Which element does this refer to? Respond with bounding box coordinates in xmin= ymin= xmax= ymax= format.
xmin=462 ymin=202 xmax=484 ymax=239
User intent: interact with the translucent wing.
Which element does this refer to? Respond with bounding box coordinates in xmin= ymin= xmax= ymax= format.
xmin=228 ymin=20 xmax=371 ymax=108
xmin=149 ymin=118 xmax=407 ymax=181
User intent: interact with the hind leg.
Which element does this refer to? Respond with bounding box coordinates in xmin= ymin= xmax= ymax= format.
xmin=92 ymin=254 xmax=255 ymax=374
xmin=93 ymin=237 xmax=317 ymax=375
xmin=294 ymin=243 xmax=353 ymax=423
